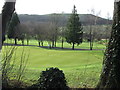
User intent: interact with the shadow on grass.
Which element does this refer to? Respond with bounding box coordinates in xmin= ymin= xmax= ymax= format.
xmin=3 ymin=43 xmax=104 ymax=51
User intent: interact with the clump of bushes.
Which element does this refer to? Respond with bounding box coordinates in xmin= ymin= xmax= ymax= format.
xmin=30 ymin=67 xmax=69 ymax=89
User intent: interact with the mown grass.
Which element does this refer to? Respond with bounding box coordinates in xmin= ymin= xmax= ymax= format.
xmin=5 ymin=39 xmax=106 ymax=49
xmin=3 ymin=39 xmax=106 ymax=88
xmin=2 ymin=42 xmax=105 ymax=88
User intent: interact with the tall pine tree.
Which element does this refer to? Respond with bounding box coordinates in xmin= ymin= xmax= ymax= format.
xmin=7 ymin=12 xmax=20 ymax=45
xmin=66 ymin=5 xmax=83 ymax=50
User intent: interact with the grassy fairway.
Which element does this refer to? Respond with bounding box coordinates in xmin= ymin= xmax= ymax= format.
xmin=5 ymin=39 xmax=106 ymax=49
xmin=2 ymin=44 xmax=105 ymax=88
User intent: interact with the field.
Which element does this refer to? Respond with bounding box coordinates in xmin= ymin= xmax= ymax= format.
xmin=3 ymin=40 xmax=106 ymax=88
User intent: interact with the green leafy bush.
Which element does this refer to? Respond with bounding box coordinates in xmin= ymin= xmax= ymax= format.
xmin=30 ymin=67 xmax=69 ymax=89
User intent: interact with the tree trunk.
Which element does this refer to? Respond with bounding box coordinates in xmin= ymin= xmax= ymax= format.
xmin=55 ymin=40 xmax=56 ymax=47
xmin=14 ymin=38 xmax=17 ymax=45
xmin=89 ymin=26 xmax=93 ymax=50
xmin=22 ymin=40 xmax=24 ymax=45
xmin=41 ymin=41 xmax=43 ymax=46
xmin=61 ymin=39 xmax=64 ymax=49
xmin=72 ymin=42 xmax=75 ymax=50
xmin=27 ymin=39 xmax=29 ymax=45
xmin=97 ymin=1 xmax=120 ymax=89
xmin=2 ymin=2 xmax=15 ymax=45
xmin=2 ymin=2 xmax=16 ymax=88
xmin=52 ymin=40 xmax=54 ymax=48
xmin=90 ymin=41 xmax=93 ymax=50
xmin=38 ymin=41 xmax=40 ymax=47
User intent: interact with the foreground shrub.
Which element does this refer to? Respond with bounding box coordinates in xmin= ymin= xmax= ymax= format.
xmin=2 ymin=46 xmax=29 ymax=89
xmin=30 ymin=67 xmax=69 ymax=90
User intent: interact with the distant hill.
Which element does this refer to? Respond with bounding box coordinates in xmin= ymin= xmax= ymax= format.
xmin=18 ymin=14 xmax=112 ymax=26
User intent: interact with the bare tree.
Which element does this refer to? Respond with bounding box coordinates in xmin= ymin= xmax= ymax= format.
xmin=34 ymin=22 xmax=49 ymax=46
xmin=59 ymin=27 xmax=66 ymax=49
xmin=88 ymin=9 xmax=101 ymax=50
xmin=59 ymin=12 xmax=67 ymax=49
xmin=2 ymin=46 xmax=29 ymax=88
xmin=50 ymin=13 xmax=60 ymax=48
xmin=24 ymin=21 xmax=36 ymax=45
xmin=46 ymin=22 xmax=56 ymax=48
xmin=105 ymin=13 xmax=112 ymax=45
xmin=17 ymin=23 xmax=28 ymax=45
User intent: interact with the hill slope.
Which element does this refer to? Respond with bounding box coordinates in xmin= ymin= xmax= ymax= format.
xmin=18 ymin=14 xmax=112 ymax=26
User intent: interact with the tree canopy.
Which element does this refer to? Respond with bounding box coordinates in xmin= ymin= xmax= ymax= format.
xmin=65 ymin=5 xmax=83 ymax=50
xmin=7 ymin=12 xmax=20 ymax=45
xmin=2 ymin=2 xmax=16 ymax=44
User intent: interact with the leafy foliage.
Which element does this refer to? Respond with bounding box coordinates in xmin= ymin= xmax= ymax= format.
xmin=2 ymin=2 xmax=15 ymax=43
xmin=30 ymin=67 xmax=69 ymax=89
xmin=65 ymin=5 xmax=83 ymax=49
xmin=7 ymin=12 xmax=20 ymax=40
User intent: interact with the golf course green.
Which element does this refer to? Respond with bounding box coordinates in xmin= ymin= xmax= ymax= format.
xmin=2 ymin=41 xmax=106 ymax=88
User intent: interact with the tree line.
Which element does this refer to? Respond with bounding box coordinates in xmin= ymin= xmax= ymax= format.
xmin=6 ymin=5 xmax=83 ymax=50
xmin=5 ymin=6 xmax=111 ymax=50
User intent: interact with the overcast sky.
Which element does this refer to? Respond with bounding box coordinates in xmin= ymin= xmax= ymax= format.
xmin=0 ymin=0 xmax=114 ymax=19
